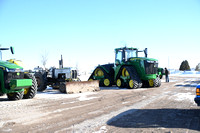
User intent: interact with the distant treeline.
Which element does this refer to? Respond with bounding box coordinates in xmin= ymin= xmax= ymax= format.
xmin=179 ymin=60 xmax=200 ymax=71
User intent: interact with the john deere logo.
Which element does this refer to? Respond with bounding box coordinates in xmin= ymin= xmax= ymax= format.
xmin=17 ymin=72 xmax=20 ymax=76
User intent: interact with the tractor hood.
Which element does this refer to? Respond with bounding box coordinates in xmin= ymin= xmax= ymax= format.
xmin=0 ymin=60 xmax=23 ymax=71
xmin=129 ymin=57 xmax=158 ymax=62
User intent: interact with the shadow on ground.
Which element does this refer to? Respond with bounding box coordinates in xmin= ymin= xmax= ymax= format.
xmin=0 ymin=97 xmax=9 ymax=101
xmin=100 ymin=86 xmax=127 ymax=90
xmin=184 ymin=81 xmax=200 ymax=84
xmin=107 ymin=108 xmax=200 ymax=131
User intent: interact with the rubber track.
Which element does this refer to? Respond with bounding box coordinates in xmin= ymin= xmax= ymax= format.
xmin=153 ymin=77 xmax=161 ymax=87
xmin=125 ymin=66 xmax=142 ymax=88
xmin=89 ymin=67 xmax=113 ymax=87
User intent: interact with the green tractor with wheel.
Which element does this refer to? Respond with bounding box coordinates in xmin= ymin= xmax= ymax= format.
xmin=0 ymin=46 xmax=37 ymax=100
xmin=88 ymin=47 xmax=161 ymax=89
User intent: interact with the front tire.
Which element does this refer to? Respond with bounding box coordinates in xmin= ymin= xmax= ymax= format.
xmin=59 ymin=82 xmax=66 ymax=93
xmin=23 ymin=73 xmax=37 ymax=99
xmin=7 ymin=91 xmax=24 ymax=100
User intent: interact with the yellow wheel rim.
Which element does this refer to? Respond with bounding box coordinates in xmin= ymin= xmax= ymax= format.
xmin=104 ymin=79 xmax=110 ymax=86
xmin=129 ymin=80 xmax=134 ymax=88
xmin=149 ymin=79 xmax=154 ymax=87
xmin=94 ymin=68 xmax=104 ymax=77
xmin=116 ymin=79 xmax=122 ymax=87
xmin=122 ymin=68 xmax=129 ymax=77
xmin=24 ymin=88 xmax=29 ymax=95
xmin=89 ymin=79 xmax=93 ymax=81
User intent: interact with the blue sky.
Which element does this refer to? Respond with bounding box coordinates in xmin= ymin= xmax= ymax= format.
xmin=0 ymin=0 xmax=200 ymax=71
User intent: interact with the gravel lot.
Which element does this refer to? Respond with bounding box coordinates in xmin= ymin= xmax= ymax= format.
xmin=0 ymin=75 xmax=200 ymax=133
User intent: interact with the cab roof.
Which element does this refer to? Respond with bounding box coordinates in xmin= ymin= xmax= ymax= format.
xmin=115 ymin=47 xmax=138 ymax=52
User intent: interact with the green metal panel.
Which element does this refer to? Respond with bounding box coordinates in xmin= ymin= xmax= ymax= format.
xmin=0 ymin=68 xmax=5 ymax=93
xmin=0 ymin=60 xmax=23 ymax=70
xmin=9 ymin=79 xmax=32 ymax=90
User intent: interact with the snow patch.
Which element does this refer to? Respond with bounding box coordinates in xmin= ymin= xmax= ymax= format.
xmin=100 ymin=87 xmax=127 ymax=90
xmin=94 ymin=126 xmax=108 ymax=133
xmin=122 ymin=101 xmax=130 ymax=104
xmin=173 ymin=92 xmax=195 ymax=102
xmin=78 ymin=95 xmax=97 ymax=101
xmin=53 ymin=103 xmax=95 ymax=113
xmin=170 ymin=70 xmax=200 ymax=77
xmin=36 ymin=91 xmax=98 ymax=101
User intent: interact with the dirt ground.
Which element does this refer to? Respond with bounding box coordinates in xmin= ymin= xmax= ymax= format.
xmin=0 ymin=75 xmax=200 ymax=133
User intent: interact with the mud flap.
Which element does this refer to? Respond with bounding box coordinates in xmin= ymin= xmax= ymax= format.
xmin=65 ymin=80 xmax=100 ymax=94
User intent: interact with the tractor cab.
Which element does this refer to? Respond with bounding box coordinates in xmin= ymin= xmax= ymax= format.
xmin=115 ymin=47 xmax=147 ymax=66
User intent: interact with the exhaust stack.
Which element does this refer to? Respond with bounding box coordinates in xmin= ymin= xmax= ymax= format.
xmin=59 ymin=55 xmax=63 ymax=69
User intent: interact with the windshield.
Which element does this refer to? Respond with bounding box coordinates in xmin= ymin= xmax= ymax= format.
xmin=116 ymin=50 xmax=123 ymax=61
xmin=125 ymin=49 xmax=137 ymax=59
xmin=115 ymin=49 xmax=138 ymax=63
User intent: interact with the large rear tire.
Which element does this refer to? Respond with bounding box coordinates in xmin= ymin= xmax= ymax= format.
xmin=34 ymin=72 xmax=47 ymax=91
xmin=7 ymin=91 xmax=24 ymax=100
xmin=23 ymin=73 xmax=37 ymax=99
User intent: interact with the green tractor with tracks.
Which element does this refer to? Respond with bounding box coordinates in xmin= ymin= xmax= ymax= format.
xmin=89 ymin=47 xmax=161 ymax=88
xmin=0 ymin=46 xmax=37 ymax=100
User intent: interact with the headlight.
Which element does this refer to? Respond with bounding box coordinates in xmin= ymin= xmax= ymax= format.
xmin=147 ymin=60 xmax=158 ymax=64
xmin=5 ymin=68 xmax=23 ymax=72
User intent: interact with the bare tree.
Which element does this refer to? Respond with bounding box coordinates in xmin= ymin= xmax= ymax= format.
xmin=41 ymin=51 xmax=48 ymax=69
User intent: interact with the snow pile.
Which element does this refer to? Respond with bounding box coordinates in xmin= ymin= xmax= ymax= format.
xmin=170 ymin=70 xmax=200 ymax=77
xmin=94 ymin=126 xmax=108 ymax=133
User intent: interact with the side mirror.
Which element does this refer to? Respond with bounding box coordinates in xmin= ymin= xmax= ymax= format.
xmin=144 ymin=48 xmax=148 ymax=57
xmin=10 ymin=46 xmax=14 ymax=54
